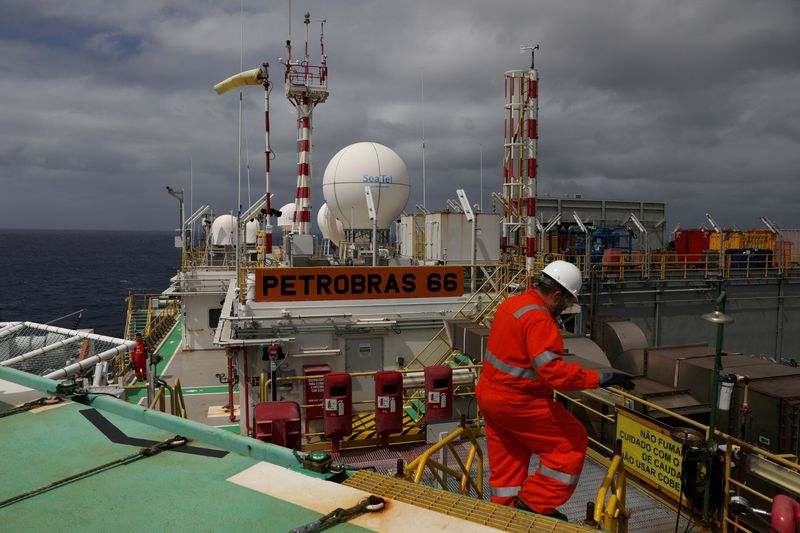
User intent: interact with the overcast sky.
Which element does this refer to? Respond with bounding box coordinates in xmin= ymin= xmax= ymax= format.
xmin=1 ymin=0 xmax=798 ymax=234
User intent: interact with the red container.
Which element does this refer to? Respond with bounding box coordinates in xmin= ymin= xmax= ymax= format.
xmin=424 ymin=366 xmax=453 ymax=421
xmin=675 ymin=229 xmax=710 ymax=263
xmin=374 ymin=371 xmax=404 ymax=448
xmin=323 ymin=372 xmax=352 ymax=453
xmin=253 ymin=401 xmax=301 ymax=449
xmin=303 ymin=364 xmax=331 ymax=421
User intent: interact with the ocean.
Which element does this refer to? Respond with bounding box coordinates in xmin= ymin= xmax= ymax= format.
xmin=0 ymin=229 xmax=179 ymax=338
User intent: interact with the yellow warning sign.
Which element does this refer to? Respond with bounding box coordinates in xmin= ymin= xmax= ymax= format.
xmin=616 ymin=407 xmax=684 ymax=499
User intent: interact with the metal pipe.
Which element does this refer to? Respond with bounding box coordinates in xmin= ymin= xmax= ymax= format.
xmin=92 ymin=361 xmax=107 ymax=387
xmin=227 ymin=352 xmax=237 ymax=422
xmin=0 ymin=335 xmax=84 ymax=368
xmin=0 ymin=322 xmax=25 ymax=340
xmin=222 ymin=313 xmax=352 ymax=321
xmin=263 ymin=74 xmax=273 ymax=256
xmin=242 ymin=348 xmax=251 ymax=437
xmin=703 ymin=291 xmax=728 ymax=523
xmin=20 ymin=321 xmax=131 ymax=346
xmin=0 ymin=365 xmax=299 ymax=468
xmin=776 ymin=278 xmax=785 ymax=358
xmin=44 ymin=343 xmax=134 ymax=380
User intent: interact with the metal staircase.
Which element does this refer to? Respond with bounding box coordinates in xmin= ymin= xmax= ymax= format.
xmin=400 ymin=266 xmax=527 ymax=422
xmin=404 ymin=265 xmax=526 ymax=369
xmin=126 ymin=310 xmax=149 ymax=340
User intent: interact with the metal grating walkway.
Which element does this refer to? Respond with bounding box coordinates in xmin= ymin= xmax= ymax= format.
xmin=338 ymin=437 xmax=694 ymax=532
xmin=344 ymin=470 xmax=594 ymax=532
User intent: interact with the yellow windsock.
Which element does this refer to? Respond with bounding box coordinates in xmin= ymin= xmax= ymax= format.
xmin=213 ymin=68 xmax=264 ymax=95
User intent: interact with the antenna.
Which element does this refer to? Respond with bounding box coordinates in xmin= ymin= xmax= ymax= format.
xmin=520 ymin=44 xmax=540 ymax=69
xmin=421 ymin=73 xmax=426 ymax=210
xmin=456 ymin=189 xmax=474 ymax=222
xmin=284 ymin=11 xmax=329 ymax=235
xmin=705 ymin=213 xmax=721 ymax=234
xmin=319 ymin=18 xmax=326 ymax=60
xmin=446 ymin=199 xmax=462 ymax=213
xmin=365 ymin=187 xmax=377 ymax=266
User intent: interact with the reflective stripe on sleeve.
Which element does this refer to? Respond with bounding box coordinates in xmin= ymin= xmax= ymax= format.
xmin=539 ymin=464 xmax=580 ymax=485
xmin=532 ymin=350 xmax=560 ymax=369
xmin=484 ymin=349 xmax=537 ymax=380
xmin=513 ymin=304 xmax=549 ymax=319
xmin=491 ymin=486 xmax=520 ymax=497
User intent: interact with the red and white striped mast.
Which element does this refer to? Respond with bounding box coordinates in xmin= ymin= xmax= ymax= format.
xmin=284 ymin=13 xmax=329 ymax=235
xmin=502 ymin=46 xmax=540 ymax=274
xmin=521 ymin=45 xmax=539 ymax=273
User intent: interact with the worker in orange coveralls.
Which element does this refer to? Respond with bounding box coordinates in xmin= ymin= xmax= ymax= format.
xmin=476 ymin=261 xmax=634 ymax=521
xmin=132 ymin=332 xmax=150 ymax=381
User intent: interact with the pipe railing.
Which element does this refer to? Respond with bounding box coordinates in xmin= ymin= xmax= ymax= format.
xmin=148 ymin=378 xmax=188 ymax=418
xmin=557 ymin=386 xmax=800 ymax=532
xmin=593 ymin=450 xmax=629 ymax=533
xmin=402 ymin=422 xmax=484 ymax=499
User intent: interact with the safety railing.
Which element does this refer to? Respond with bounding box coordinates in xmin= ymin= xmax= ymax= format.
xmin=591 ymin=445 xmax=629 ymax=533
xmin=404 ymin=264 xmax=523 ymax=369
xmin=113 ymin=296 xmax=180 ymax=383
xmin=556 ymin=387 xmax=800 ymax=533
xmin=148 ymin=378 xmax=188 ymax=418
xmin=402 ymin=421 xmax=484 ymax=499
xmin=587 ymin=253 xmax=800 ymax=282
xmin=123 ymin=292 xmax=135 ymax=341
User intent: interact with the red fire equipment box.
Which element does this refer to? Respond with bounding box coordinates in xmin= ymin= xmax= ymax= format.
xmin=424 ymin=366 xmax=453 ymax=421
xmin=323 ymin=372 xmax=352 ymax=453
xmin=253 ymin=401 xmax=301 ymax=449
xmin=374 ymin=370 xmax=404 ymax=448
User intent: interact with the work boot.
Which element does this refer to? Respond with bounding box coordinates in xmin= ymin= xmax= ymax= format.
xmin=513 ymin=497 xmax=568 ymax=522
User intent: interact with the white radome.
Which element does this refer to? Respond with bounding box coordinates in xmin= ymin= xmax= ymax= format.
xmin=277 ymin=203 xmax=297 ymax=231
xmin=317 ymin=203 xmax=346 ymax=243
xmin=245 ymin=218 xmax=260 ymax=245
xmin=210 ymin=214 xmax=237 ymax=246
xmin=322 ymin=142 xmax=410 ymax=229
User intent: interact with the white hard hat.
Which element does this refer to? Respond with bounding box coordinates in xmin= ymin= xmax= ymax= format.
xmin=542 ymin=260 xmax=582 ymax=297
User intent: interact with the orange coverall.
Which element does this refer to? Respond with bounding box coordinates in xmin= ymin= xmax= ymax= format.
xmin=133 ymin=338 xmax=149 ymax=381
xmin=476 ymin=289 xmax=601 ymax=514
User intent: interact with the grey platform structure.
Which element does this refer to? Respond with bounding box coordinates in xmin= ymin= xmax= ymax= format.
xmin=535 ymin=194 xmax=667 ymax=250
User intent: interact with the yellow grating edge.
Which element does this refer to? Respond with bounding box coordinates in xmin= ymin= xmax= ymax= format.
xmin=343 ymin=470 xmax=596 ymax=533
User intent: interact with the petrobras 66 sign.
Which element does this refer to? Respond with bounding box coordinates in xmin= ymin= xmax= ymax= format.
xmin=254 ymin=266 xmax=464 ymax=302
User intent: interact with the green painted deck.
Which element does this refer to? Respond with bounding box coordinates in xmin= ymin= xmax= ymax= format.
xmin=0 ymin=399 xmax=368 ymax=532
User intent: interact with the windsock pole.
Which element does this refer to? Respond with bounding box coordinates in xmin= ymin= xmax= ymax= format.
xmin=262 ymin=65 xmax=273 ymax=255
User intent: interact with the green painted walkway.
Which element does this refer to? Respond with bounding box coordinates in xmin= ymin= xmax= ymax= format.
xmin=125 ymin=319 xmax=183 ymax=405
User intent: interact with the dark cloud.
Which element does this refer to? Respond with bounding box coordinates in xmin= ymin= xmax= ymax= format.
xmin=1 ymin=0 xmax=798 ymax=233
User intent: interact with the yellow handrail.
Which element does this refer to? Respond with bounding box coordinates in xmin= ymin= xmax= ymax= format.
xmin=149 ymin=385 xmax=166 ymax=411
xmin=593 ymin=453 xmax=629 ymax=532
xmin=557 ymin=385 xmax=800 ymax=531
xmin=403 ymin=424 xmax=484 ymax=498
xmin=147 ymin=379 xmax=188 ymax=418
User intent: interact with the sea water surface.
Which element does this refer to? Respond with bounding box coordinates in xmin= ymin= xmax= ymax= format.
xmin=0 ymin=229 xmax=179 ymax=338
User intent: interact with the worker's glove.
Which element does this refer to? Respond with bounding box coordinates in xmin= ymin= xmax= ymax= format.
xmin=600 ymin=372 xmax=635 ymax=390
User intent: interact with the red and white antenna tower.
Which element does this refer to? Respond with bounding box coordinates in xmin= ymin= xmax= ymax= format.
xmin=503 ymin=45 xmax=539 ymax=272
xmin=284 ymin=13 xmax=329 ymax=235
